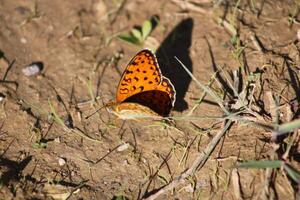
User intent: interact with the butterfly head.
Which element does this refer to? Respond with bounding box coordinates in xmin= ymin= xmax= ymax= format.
xmin=104 ymin=101 xmax=118 ymax=113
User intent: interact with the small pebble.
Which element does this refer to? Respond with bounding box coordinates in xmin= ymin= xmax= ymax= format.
xmin=20 ymin=37 xmax=27 ymax=44
xmin=122 ymin=159 xmax=129 ymax=166
xmin=64 ymin=115 xmax=74 ymax=128
xmin=73 ymin=188 xmax=80 ymax=194
xmin=183 ymin=184 xmax=194 ymax=193
xmin=117 ymin=143 xmax=130 ymax=152
xmin=54 ymin=137 xmax=61 ymax=143
xmin=22 ymin=62 xmax=43 ymax=76
xmin=58 ymin=157 xmax=66 ymax=166
xmin=0 ymin=93 xmax=5 ymax=102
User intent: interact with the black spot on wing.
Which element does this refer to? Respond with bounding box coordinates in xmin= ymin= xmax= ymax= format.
xmin=124 ymin=77 xmax=131 ymax=83
xmin=131 ymin=61 xmax=138 ymax=65
xmin=131 ymin=86 xmax=136 ymax=91
xmin=120 ymin=88 xmax=129 ymax=94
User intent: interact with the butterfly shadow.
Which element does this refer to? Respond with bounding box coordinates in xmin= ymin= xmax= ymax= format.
xmin=156 ymin=18 xmax=194 ymax=112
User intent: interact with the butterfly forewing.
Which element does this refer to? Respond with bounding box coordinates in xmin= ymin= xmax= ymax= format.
xmin=116 ymin=49 xmax=163 ymax=103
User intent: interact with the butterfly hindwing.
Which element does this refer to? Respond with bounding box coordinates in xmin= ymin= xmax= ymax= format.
xmin=124 ymin=78 xmax=176 ymax=116
xmin=156 ymin=77 xmax=176 ymax=107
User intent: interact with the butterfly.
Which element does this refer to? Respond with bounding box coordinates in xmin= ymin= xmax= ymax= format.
xmin=105 ymin=49 xmax=176 ymax=120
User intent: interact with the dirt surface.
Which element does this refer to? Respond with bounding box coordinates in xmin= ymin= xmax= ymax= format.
xmin=0 ymin=0 xmax=299 ymax=199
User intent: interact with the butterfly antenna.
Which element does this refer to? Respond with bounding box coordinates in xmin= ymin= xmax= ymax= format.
xmin=85 ymin=105 xmax=106 ymax=119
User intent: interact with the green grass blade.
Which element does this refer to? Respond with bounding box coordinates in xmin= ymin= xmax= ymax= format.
xmin=142 ymin=20 xmax=152 ymax=40
xmin=237 ymin=160 xmax=283 ymax=168
xmin=112 ymin=195 xmax=129 ymax=200
xmin=117 ymin=33 xmax=140 ymax=45
xmin=283 ymin=164 xmax=300 ymax=184
xmin=85 ymin=78 xmax=95 ymax=102
xmin=48 ymin=100 xmax=65 ymax=126
xmin=275 ymin=118 xmax=300 ymax=135
xmin=131 ymin=28 xmax=142 ymax=42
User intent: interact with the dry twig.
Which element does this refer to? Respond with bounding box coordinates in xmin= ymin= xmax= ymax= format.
xmin=143 ymin=120 xmax=232 ymax=200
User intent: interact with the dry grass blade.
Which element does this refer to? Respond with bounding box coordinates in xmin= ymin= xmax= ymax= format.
xmin=175 ymin=57 xmax=230 ymax=115
xmin=171 ymin=0 xmax=211 ymax=14
xmin=187 ymin=71 xmax=218 ymax=116
xmin=143 ymin=120 xmax=232 ymax=200
xmin=231 ymin=168 xmax=243 ymax=200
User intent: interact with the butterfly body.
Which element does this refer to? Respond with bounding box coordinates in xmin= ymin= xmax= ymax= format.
xmin=106 ymin=49 xmax=176 ymax=120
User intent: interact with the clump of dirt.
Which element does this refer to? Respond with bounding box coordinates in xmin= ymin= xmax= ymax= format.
xmin=0 ymin=0 xmax=299 ymax=199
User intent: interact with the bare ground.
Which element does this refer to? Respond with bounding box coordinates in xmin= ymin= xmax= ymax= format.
xmin=0 ymin=0 xmax=299 ymax=199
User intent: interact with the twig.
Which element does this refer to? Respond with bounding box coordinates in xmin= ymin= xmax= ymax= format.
xmin=143 ymin=120 xmax=232 ymax=200
xmin=66 ymin=180 xmax=89 ymax=200
xmin=2 ymin=59 xmax=15 ymax=81
xmin=250 ymin=33 xmax=266 ymax=53
xmin=171 ymin=0 xmax=210 ymax=14
xmin=232 ymin=168 xmax=243 ymax=200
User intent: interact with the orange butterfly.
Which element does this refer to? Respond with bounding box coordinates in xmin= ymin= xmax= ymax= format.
xmin=106 ymin=49 xmax=176 ymax=120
